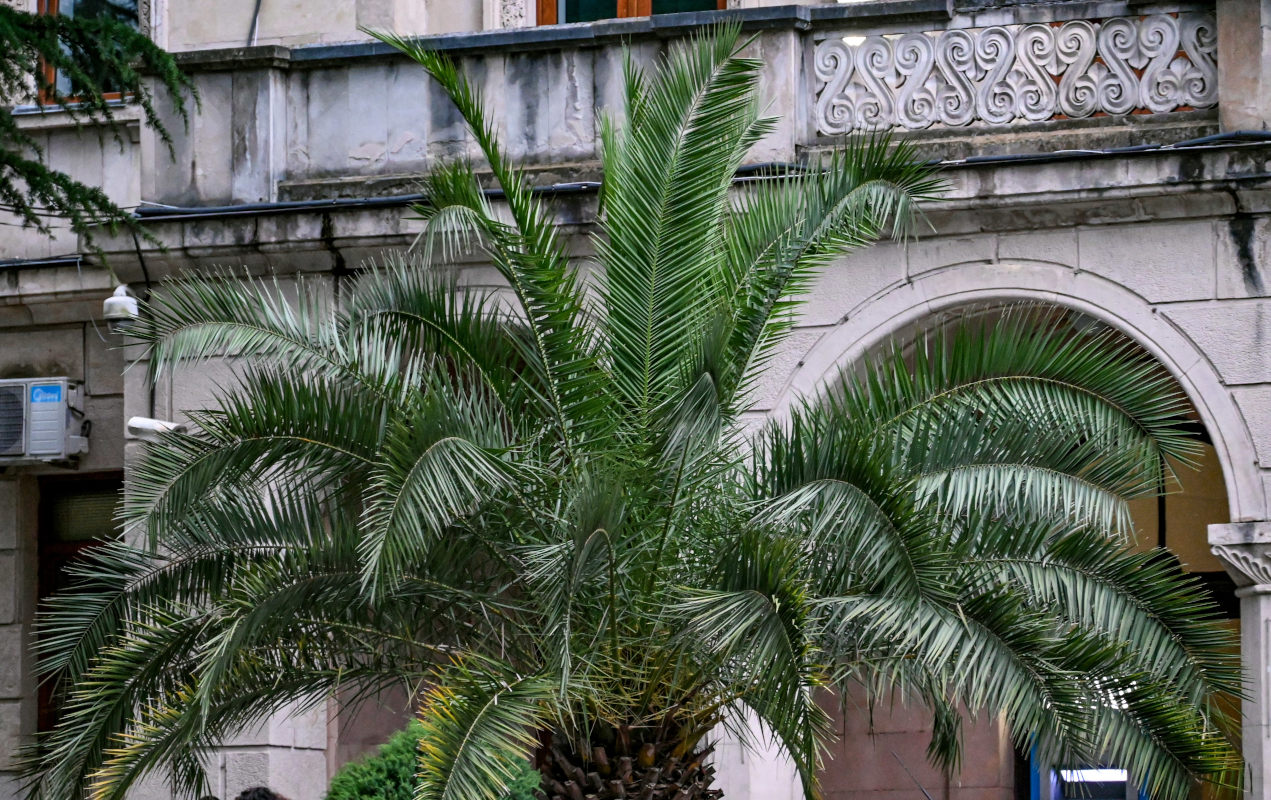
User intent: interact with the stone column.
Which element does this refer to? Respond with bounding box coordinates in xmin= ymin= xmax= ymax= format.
xmin=140 ymin=61 xmax=288 ymax=208
xmin=1211 ymin=521 xmax=1271 ymax=799
xmin=1216 ymin=0 xmax=1271 ymax=131
xmin=709 ymin=706 xmax=801 ymax=800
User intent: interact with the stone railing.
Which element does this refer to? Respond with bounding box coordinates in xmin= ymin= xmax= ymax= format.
xmin=812 ymin=11 xmax=1219 ymax=134
xmin=135 ymin=1 xmax=1223 ymax=209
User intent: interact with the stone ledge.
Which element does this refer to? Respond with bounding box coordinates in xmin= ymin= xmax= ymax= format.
xmin=9 ymin=101 xmax=143 ymax=134
xmin=284 ymin=117 xmax=1227 ymax=201
xmin=278 ymin=161 xmax=605 ymax=201
xmin=171 ymin=44 xmax=292 ymax=72
xmin=807 ymin=111 xmax=1220 ymax=163
xmin=74 ymin=174 xmax=1271 ymax=283
xmin=1210 ymin=520 xmax=1271 ymax=546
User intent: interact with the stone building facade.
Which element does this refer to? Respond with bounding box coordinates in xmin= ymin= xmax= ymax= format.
xmin=2 ymin=0 xmax=1271 ymax=799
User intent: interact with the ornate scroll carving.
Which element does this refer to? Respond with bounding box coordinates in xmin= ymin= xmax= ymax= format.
xmin=812 ymin=12 xmax=1219 ymax=135
xmin=1212 ymin=543 xmax=1271 ymax=588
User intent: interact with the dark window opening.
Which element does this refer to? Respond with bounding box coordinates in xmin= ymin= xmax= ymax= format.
xmin=1194 ymin=571 xmax=1240 ymax=619
xmin=37 ymin=474 xmax=124 ymax=732
xmin=1013 ymin=746 xmax=1031 ymax=800
xmin=561 ymin=0 xmax=618 ymax=22
xmin=539 ymin=0 xmax=723 ymax=25
xmin=650 ymin=0 xmax=719 ymax=12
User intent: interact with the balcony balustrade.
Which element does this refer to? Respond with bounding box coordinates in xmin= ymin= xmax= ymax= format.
xmin=118 ymin=0 xmax=1225 ymax=211
xmin=812 ymin=10 xmax=1218 ymax=133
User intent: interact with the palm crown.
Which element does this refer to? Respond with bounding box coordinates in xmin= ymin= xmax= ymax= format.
xmin=25 ymin=24 xmax=1240 ymax=800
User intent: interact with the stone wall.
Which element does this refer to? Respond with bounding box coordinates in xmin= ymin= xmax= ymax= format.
xmin=819 ymin=688 xmax=1015 ymax=800
xmin=162 ymin=0 xmax=468 ymax=52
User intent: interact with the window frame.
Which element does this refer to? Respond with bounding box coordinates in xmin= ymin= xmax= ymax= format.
xmin=36 ymin=0 xmax=133 ymax=106
xmin=536 ymin=0 xmax=727 ymax=26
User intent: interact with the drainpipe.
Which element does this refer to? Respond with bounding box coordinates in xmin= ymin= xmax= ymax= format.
xmin=247 ymin=0 xmax=265 ymax=46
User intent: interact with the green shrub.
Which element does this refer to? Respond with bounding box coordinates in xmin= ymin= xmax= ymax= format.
xmin=325 ymin=720 xmax=540 ymax=800
xmin=500 ymin=761 xmax=541 ymax=800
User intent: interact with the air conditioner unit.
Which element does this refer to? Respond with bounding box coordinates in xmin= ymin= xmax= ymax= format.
xmin=0 ymin=378 xmax=89 ymax=465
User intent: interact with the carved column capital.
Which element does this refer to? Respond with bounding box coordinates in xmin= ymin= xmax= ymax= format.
xmin=1209 ymin=521 xmax=1271 ymax=590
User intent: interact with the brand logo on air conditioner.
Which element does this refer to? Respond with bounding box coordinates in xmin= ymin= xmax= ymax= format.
xmin=30 ymin=384 xmax=62 ymax=404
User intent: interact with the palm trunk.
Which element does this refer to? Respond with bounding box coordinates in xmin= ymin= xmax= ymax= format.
xmin=534 ymin=729 xmax=723 ymax=800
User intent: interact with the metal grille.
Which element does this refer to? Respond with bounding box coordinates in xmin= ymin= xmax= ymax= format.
xmin=0 ymin=384 xmax=24 ymax=455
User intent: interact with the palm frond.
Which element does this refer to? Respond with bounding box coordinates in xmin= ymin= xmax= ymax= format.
xmin=131 ymin=270 xmax=341 ymax=384
xmin=366 ymin=29 xmax=610 ymax=456
xmin=598 ymin=24 xmax=769 ymax=430
xmin=676 ymin=528 xmax=827 ymax=796
xmin=414 ymin=663 xmax=558 ymax=800
xmin=358 ymin=375 xmax=526 ymax=593
xmin=723 ymin=142 xmax=942 ymax=406
xmin=121 ymin=366 xmax=382 ymax=542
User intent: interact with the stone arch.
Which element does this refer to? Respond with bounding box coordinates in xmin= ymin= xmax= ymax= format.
xmin=771 ymin=260 xmax=1266 ymax=523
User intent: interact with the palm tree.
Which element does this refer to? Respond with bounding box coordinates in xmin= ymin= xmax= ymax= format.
xmin=23 ymin=24 xmax=1240 ymax=800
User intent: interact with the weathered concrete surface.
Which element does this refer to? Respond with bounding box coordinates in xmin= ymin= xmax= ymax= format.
xmin=1217 ymin=0 xmax=1271 ymax=131
xmin=3 ymin=109 xmax=142 ymax=263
